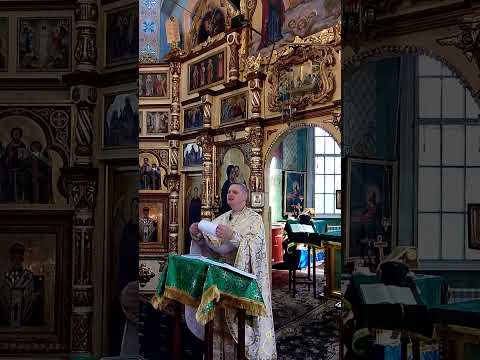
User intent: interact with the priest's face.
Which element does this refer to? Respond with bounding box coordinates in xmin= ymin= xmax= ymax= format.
xmin=227 ymin=184 xmax=247 ymax=211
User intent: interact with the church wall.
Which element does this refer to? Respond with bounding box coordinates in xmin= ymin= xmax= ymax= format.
xmin=343 ymin=10 xmax=480 ymax=272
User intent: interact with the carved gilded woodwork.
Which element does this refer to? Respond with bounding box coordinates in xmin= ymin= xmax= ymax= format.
xmin=201 ymin=94 xmax=213 ymax=128
xmin=227 ymin=31 xmax=241 ymax=81
xmin=185 ymin=0 xmax=240 ymax=53
xmin=72 ymin=85 xmax=96 ymax=166
xmin=74 ymin=0 xmax=98 ymax=71
xmin=197 ymin=134 xmax=215 ymax=220
xmin=267 ymin=45 xmax=336 ymax=112
xmin=166 ymin=174 xmax=180 ymax=253
xmin=169 ymin=62 xmax=181 ymax=134
xmin=63 ymin=168 xmax=98 ymax=354
xmin=249 ymin=77 xmax=263 ymax=119
xmin=245 ymin=126 xmax=264 ymax=195
xmin=437 ymin=16 xmax=480 ymax=73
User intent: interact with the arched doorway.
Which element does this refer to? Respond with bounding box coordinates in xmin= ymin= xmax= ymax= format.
xmin=263 ymin=122 xmax=341 ymax=282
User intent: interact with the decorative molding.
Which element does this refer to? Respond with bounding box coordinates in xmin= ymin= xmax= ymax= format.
xmin=437 ymin=16 xmax=480 ymax=74
xmin=197 ymin=134 xmax=215 ymax=220
xmin=169 ymin=62 xmax=181 ymax=135
xmin=74 ymin=0 xmax=98 ymax=71
xmin=245 ymin=126 xmax=264 ymax=195
xmin=249 ymin=77 xmax=263 ymax=119
xmin=227 ymin=31 xmax=241 ymax=81
xmin=139 ymin=263 xmax=156 ymax=287
xmin=165 ymin=174 xmax=180 ymax=253
xmin=201 ymin=94 xmax=213 ymax=128
xmin=63 ymin=167 xmax=98 ymax=354
xmin=71 ymin=85 xmax=96 ymax=166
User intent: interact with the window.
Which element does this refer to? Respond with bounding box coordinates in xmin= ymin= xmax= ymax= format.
xmin=314 ymin=127 xmax=341 ymax=215
xmin=416 ymin=55 xmax=480 ymax=260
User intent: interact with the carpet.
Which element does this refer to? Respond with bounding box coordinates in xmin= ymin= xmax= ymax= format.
xmin=272 ymin=267 xmax=340 ymax=360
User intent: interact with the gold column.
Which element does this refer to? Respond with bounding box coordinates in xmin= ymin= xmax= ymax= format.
xmin=227 ymin=31 xmax=241 ymax=81
xmin=247 ymin=72 xmax=265 ymax=120
xmin=63 ymin=168 xmax=98 ymax=355
xmin=201 ymin=94 xmax=213 ymax=129
xmin=169 ymin=61 xmax=181 ymax=135
xmin=166 ymin=140 xmax=180 ymax=253
xmin=245 ymin=125 xmax=264 ymax=195
xmin=197 ymin=134 xmax=214 ymax=220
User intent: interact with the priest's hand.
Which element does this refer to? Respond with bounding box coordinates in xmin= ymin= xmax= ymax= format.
xmin=189 ymin=223 xmax=201 ymax=238
xmin=216 ymin=224 xmax=233 ymax=241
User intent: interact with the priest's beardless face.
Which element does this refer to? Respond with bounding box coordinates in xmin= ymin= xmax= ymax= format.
xmin=227 ymin=183 xmax=247 ymax=212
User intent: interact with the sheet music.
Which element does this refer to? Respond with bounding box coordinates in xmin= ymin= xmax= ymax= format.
xmin=182 ymin=255 xmax=257 ymax=280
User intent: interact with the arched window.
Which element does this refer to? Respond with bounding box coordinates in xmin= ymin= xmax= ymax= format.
xmin=314 ymin=127 xmax=341 ymax=215
xmin=416 ymin=55 xmax=480 ymax=260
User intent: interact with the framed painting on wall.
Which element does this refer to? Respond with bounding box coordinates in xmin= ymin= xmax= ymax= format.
xmin=139 ymin=72 xmax=169 ymax=98
xmin=0 ymin=210 xmax=71 ymax=352
xmin=17 ymin=17 xmax=71 ymax=72
xmin=283 ymin=171 xmax=306 ymax=216
xmin=183 ymin=104 xmax=203 ymax=132
xmin=139 ymin=194 xmax=169 ymax=254
xmin=217 ymin=146 xmax=250 ymax=215
xmin=188 ymin=49 xmax=226 ymax=93
xmin=220 ymin=92 xmax=248 ymax=125
xmin=103 ymin=91 xmax=139 ymax=148
xmin=184 ymin=174 xmax=202 ymax=253
xmin=345 ymin=158 xmax=398 ymax=261
xmin=468 ymin=204 xmax=480 ymax=250
xmin=182 ymin=142 xmax=203 ymax=170
xmin=0 ymin=18 xmax=8 ymax=71
xmin=105 ymin=5 xmax=139 ymax=67
xmin=145 ymin=110 xmax=169 ymax=136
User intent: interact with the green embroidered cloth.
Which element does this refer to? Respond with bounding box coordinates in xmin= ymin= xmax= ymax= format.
xmin=152 ymin=254 xmax=266 ymax=324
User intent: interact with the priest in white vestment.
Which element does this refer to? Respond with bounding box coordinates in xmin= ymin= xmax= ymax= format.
xmin=186 ymin=183 xmax=277 ymax=360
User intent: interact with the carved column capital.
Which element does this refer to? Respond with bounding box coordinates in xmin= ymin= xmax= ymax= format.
xmin=201 ymin=94 xmax=213 ymax=128
xmin=74 ymin=0 xmax=98 ymax=71
xmin=71 ymin=86 xmax=96 ymax=166
xmin=330 ymin=108 xmax=342 ymax=131
xmin=227 ymin=31 xmax=241 ymax=81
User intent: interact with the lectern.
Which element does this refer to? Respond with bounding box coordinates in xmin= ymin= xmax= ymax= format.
xmin=151 ymin=254 xmax=267 ymax=360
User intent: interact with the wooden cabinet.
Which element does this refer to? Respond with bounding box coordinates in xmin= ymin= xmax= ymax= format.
xmin=271 ymin=225 xmax=284 ymax=264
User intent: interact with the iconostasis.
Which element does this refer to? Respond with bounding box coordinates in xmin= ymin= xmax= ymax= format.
xmin=139 ymin=0 xmax=342 ymax=294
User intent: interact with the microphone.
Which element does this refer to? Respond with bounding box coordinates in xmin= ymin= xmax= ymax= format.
xmin=229 ymin=213 xmax=233 ymax=221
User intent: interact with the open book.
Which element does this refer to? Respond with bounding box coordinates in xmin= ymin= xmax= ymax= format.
xmin=182 ymin=255 xmax=256 ymax=280
xmin=360 ymin=283 xmax=417 ymax=305
xmin=289 ymin=223 xmax=315 ymax=233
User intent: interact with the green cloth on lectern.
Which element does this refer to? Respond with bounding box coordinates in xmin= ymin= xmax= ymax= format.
xmin=153 ymin=254 xmax=266 ymax=324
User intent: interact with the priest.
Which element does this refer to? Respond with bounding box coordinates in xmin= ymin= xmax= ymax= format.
xmin=187 ymin=182 xmax=277 ymax=360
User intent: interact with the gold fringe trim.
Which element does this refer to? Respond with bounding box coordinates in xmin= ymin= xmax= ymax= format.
xmin=151 ymin=286 xmax=200 ymax=310
xmin=195 ymin=285 xmax=267 ymax=325
xmin=196 ymin=285 xmax=221 ymax=324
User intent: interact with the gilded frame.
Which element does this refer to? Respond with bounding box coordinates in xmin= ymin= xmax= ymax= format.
xmin=187 ymin=49 xmax=227 ymax=94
